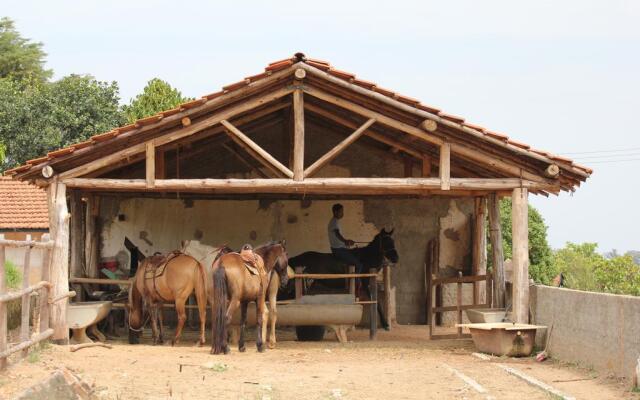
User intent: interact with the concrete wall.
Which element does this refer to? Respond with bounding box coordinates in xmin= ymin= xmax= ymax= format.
xmin=531 ymin=285 xmax=640 ymax=382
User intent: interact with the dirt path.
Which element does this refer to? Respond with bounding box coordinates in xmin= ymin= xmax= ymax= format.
xmin=0 ymin=326 xmax=637 ymax=399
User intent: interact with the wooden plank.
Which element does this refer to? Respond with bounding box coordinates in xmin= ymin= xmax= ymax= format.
xmin=303 ymin=85 xmax=443 ymax=146
xmin=0 ymin=281 xmax=50 ymax=303
xmin=220 ymin=119 xmax=294 ymax=179
xmin=512 ymin=187 xmax=529 ymax=323
xmin=369 ymin=268 xmax=378 ymax=340
xmin=440 ymin=142 xmax=451 ymax=190
xmin=304 ymin=118 xmax=376 ymax=178
xmin=47 ymin=179 xmax=70 ymax=343
xmin=0 ymin=329 xmax=53 ymax=359
xmin=488 ymin=193 xmax=505 ymax=308
xmin=472 ymin=197 xmax=487 ymax=305
xmin=0 ymin=239 xmax=54 ymax=249
xmin=20 ymin=245 xmax=32 ymax=357
xmin=0 ymin=246 xmax=6 ymax=369
xmin=59 ymin=87 xmax=294 ymax=179
xmin=69 ymin=277 xmax=131 ymax=285
xmin=293 ymin=89 xmax=305 ymax=181
xmin=146 ymin=141 xmax=155 ymax=188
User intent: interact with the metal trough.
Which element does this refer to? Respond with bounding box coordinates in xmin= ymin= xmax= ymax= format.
xmin=456 ymin=322 xmax=546 ymax=357
xmin=67 ymin=301 xmax=112 ymax=344
xmin=465 ymin=308 xmax=507 ymax=323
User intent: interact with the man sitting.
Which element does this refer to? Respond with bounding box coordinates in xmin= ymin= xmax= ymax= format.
xmin=327 ymin=203 xmax=363 ymax=274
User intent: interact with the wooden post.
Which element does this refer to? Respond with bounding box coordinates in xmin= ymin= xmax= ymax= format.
xmin=369 ymin=268 xmax=377 ymax=340
xmin=293 ymin=89 xmax=305 ymax=181
xmin=0 ymin=245 xmax=7 ymax=369
xmin=84 ymin=195 xmax=99 ymax=279
xmin=69 ymin=191 xmax=84 ymax=301
xmin=20 ymin=245 xmax=32 ymax=357
xmin=457 ymin=272 xmax=463 ymax=337
xmin=47 ymin=178 xmax=71 ymax=343
xmin=146 ymin=141 xmax=155 ymax=188
xmin=512 ymin=187 xmax=529 ymax=323
xmin=422 ymin=156 xmax=432 ymax=177
xmin=488 ymin=193 xmax=505 ymax=308
xmin=472 ymin=197 xmax=487 ymax=305
xmin=439 ymin=142 xmax=450 ymax=190
xmin=348 ymin=265 xmax=356 ymax=296
xmin=295 ymin=267 xmax=303 ymax=300
xmin=383 ymin=265 xmax=392 ymax=330
xmin=39 ymin=238 xmax=51 ymax=335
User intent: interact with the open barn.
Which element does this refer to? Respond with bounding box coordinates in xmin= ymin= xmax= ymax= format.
xmin=2 ymin=53 xmax=592 ymax=349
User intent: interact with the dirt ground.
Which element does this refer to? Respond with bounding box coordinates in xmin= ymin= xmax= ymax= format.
xmin=1 ymin=325 xmax=637 ymax=400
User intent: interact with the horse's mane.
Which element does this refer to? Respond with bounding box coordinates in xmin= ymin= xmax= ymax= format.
xmin=254 ymin=241 xmax=281 ymax=251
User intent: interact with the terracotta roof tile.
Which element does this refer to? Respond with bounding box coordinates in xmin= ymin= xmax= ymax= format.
xmin=91 ymin=130 xmax=116 ymax=142
xmin=396 ymin=94 xmax=421 ymax=106
xmin=47 ymin=147 xmax=75 ymax=158
xmin=327 ymin=69 xmax=356 ymax=80
xmin=245 ymin=72 xmax=271 ymax=82
xmin=306 ymin=60 xmax=331 ymax=71
xmin=462 ymin=122 xmax=486 ymax=132
xmin=372 ymin=86 xmax=396 ymax=97
xmin=440 ymin=113 xmax=465 ymax=123
xmin=72 ymin=140 xmax=93 ymax=150
xmin=135 ymin=114 xmax=163 ymax=126
xmin=267 ymin=57 xmax=295 ymax=67
xmin=160 ymin=107 xmax=182 ymax=118
xmin=551 ymin=154 xmax=573 ymax=163
xmin=306 ymin=58 xmax=330 ymax=66
xmin=180 ymin=98 xmax=207 ymax=110
xmin=116 ymin=124 xmax=138 ymax=135
xmin=507 ymin=139 xmax=531 ymax=150
xmin=265 ymin=59 xmax=294 ymax=72
xmin=222 ymin=79 xmax=250 ymax=92
xmin=4 ymin=165 xmax=31 ymax=175
xmin=485 ymin=130 xmax=509 ymax=141
xmin=352 ymin=78 xmax=377 ymax=90
xmin=26 ymin=156 xmax=48 ymax=165
xmin=202 ymin=91 xmax=224 ymax=101
xmin=0 ymin=177 xmax=48 ymax=230
xmin=416 ymin=104 xmax=442 ymax=114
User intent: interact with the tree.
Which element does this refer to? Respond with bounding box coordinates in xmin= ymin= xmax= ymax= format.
xmin=0 ymin=75 xmax=124 ymax=171
xmin=122 ymin=78 xmax=190 ymax=123
xmin=496 ymin=198 xmax=556 ymax=284
xmin=0 ymin=17 xmax=51 ymax=83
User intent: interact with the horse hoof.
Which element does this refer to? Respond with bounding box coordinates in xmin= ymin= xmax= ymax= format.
xmin=257 ymin=344 xmax=265 ymax=353
xmin=239 ymin=345 xmax=246 ymax=353
xmin=224 ymin=345 xmax=231 ymax=355
xmin=383 ymin=325 xmax=390 ymax=331
xmin=268 ymin=342 xmax=276 ymax=349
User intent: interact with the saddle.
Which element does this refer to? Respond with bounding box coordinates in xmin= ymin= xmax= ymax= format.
xmin=143 ymin=251 xmax=181 ymax=280
xmin=239 ymin=244 xmax=266 ymax=277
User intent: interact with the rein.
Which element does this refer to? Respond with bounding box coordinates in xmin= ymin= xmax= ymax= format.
xmin=128 ymin=307 xmax=150 ymax=333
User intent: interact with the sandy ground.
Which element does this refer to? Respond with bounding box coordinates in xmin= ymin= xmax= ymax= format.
xmin=1 ymin=325 xmax=637 ymax=400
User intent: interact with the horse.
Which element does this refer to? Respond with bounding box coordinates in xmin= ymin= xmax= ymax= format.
xmin=288 ymin=228 xmax=399 ymax=328
xmin=254 ymin=241 xmax=290 ymax=349
xmin=128 ymin=253 xmax=208 ymax=346
xmin=210 ymin=242 xmax=289 ymax=354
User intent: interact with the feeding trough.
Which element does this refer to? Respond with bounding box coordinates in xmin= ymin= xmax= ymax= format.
xmin=456 ymin=322 xmax=546 ymax=357
xmin=67 ymin=301 xmax=112 ymax=344
xmin=465 ymin=308 xmax=508 ymax=323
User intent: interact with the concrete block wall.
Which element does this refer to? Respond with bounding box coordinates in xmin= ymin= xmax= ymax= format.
xmin=531 ymin=285 xmax=640 ymax=383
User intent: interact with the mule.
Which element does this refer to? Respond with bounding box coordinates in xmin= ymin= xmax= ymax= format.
xmin=288 ymin=228 xmax=399 ymax=328
xmin=128 ymin=253 xmax=208 ymax=346
xmin=210 ymin=242 xmax=289 ymax=354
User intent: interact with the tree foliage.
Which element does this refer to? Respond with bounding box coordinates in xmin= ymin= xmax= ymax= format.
xmin=122 ymin=78 xmax=190 ymax=123
xmin=555 ymin=242 xmax=640 ymax=296
xmin=0 ymin=75 xmax=124 ymax=171
xmin=0 ymin=17 xmax=51 ymax=83
xmin=496 ymin=198 xmax=556 ymax=284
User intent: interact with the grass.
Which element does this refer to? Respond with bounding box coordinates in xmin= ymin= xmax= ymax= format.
xmin=27 ymin=342 xmax=50 ymax=364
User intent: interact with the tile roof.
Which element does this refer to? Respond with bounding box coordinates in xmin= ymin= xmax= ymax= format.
xmin=4 ymin=52 xmax=593 ymax=181
xmin=0 ymin=177 xmax=49 ymax=230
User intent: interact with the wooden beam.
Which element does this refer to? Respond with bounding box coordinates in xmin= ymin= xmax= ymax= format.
xmin=62 ymin=177 xmax=554 ymax=194
xmin=293 ymin=89 xmax=305 ymax=180
xmin=59 ymin=87 xmax=294 ymax=179
xmin=511 ymin=187 xmax=529 ymax=323
xmin=145 ymin=141 xmax=155 ymax=188
xmin=47 ymin=178 xmax=70 ymax=343
xmin=422 ymin=156 xmax=432 ymax=177
xmin=220 ymin=119 xmax=293 ymax=179
xmin=488 ymin=192 xmax=505 ymax=308
xmin=303 ymin=86 xmax=443 ymax=146
xmin=304 ymin=118 xmax=375 ymax=178
xmin=439 ymin=142 xmax=451 ymax=190
xmin=472 ymin=197 xmax=488 ymax=305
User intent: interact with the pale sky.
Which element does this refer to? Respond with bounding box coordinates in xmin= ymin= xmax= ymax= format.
xmin=5 ymin=0 xmax=640 ymax=252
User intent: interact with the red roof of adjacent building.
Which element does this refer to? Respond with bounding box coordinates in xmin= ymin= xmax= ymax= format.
xmin=0 ymin=177 xmax=48 ymax=230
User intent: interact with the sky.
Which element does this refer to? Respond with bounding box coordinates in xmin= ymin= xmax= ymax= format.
xmin=4 ymin=0 xmax=640 ymax=253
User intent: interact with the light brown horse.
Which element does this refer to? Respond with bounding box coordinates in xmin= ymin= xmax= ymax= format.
xmin=129 ymin=253 xmax=208 ymax=346
xmin=210 ymin=242 xmax=289 ymax=354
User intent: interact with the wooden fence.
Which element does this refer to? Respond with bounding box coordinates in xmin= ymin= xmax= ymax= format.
xmin=0 ymin=238 xmax=75 ymax=370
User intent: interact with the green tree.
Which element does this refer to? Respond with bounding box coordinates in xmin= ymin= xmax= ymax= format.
xmin=0 ymin=75 xmax=124 ymax=171
xmin=496 ymin=198 xmax=556 ymax=284
xmin=0 ymin=17 xmax=51 ymax=83
xmin=123 ymin=78 xmax=190 ymax=123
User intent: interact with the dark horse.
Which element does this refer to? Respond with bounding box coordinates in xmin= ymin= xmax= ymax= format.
xmin=288 ymin=228 xmax=399 ymax=329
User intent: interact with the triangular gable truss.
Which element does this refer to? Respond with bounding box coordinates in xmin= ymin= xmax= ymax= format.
xmin=8 ymin=54 xmax=591 ymax=196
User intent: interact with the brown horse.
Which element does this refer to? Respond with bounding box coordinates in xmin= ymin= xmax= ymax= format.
xmin=128 ymin=253 xmax=208 ymax=346
xmin=210 ymin=242 xmax=289 ymax=354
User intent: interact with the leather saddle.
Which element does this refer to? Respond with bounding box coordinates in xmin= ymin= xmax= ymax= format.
xmin=239 ymin=244 xmax=265 ymax=276
xmin=143 ymin=251 xmax=181 ymax=280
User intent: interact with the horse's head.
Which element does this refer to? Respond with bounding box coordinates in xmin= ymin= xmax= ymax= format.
xmin=274 ymin=240 xmax=290 ymax=288
xmin=377 ymin=228 xmax=399 ymax=264
xmin=127 ymin=281 xmax=145 ymax=343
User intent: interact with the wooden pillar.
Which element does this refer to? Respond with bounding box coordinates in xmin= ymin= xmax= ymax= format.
xmin=348 ymin=265 xmax=356 ymax=296
xmin=47 ymin=178 xmax=71 ymax=343
xmin=511 ymin=187 xmax=529 ymax=323
xmin=292 ymin=89 xmax=305 ymax=181
xmin=20 ymin=245 xmax=32 ymax=357
xmin=439 ymin=142 xmax=450 ymax=190
xmin=488 ymin=193 xmax=505 ymax=308
xmin=369 ymin=268 xmax=377 ymax=340
xmin=0 ymin=245 xmax=7 ymax=369
xmin=69 ymin=191 xmax=84 ymax=300
xmin=383 ymin=265 xmax=393 ymax=329
xmin=84 ymin=195 xmax=99 ymax=279
xmin=472 ymin=197 xmax=487 ymax=305
xmin=39 ymin=236 xmax=51 ymax=335
xmin=294 ymin=267 xmax=303 ymax=300
xmin=146 ymin=141 xmax=155 ymax=188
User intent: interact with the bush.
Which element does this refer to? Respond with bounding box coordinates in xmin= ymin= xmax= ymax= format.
xmin=5 ymin=260 xmax=23 ymax=330
xmin=6 ymin=259 xmax=22 ymax=289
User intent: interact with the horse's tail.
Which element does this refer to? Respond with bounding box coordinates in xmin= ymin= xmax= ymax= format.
xmin=211 ymin=264 xmax=228 ymax=354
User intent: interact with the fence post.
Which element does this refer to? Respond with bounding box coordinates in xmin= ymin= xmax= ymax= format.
xmin=0 ymin=245 xmax=7 ymax=369
xmin=39 ymin=237 xmax=51 ymax=334
xmin=20 ymin=244 xmax=33 ymax=357
xmin=348 ymin=265 xmax=356 ymax=296
xmin=369 ymin=268 xmax=377 ymax=340
xmin=294 ymin=267 xmax=303 ymax=300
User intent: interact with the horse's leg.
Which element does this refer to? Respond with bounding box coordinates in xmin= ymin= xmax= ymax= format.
xmin=268 ymin=278 xmax=278 ymax=349
xmin=224 ymin=298 xmax=240 ymax=354
xmin=238 ymin=302 xmax=248 ymax=352
xmin=173 ymin=298 xmax=187 ymax=346
xmin=256 ymin=297 xmax=266 ymax=353
xmin=149 ymin=304 xmax=159 ymax=345
xmin=195 ymin=280 xmax=207 ymax=347
xmin=157 ymin=305 xmax=165 ymax=344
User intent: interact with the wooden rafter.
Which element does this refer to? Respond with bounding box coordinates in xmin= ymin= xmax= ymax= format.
xmin=304 ymin=118 xmax=376 ymax=178
xmin=220 ymin=119 xmax=293 ymax=179
xmin=292 ymin=89 xmax=305 ymax=180
xmin=439 ymin=142 xmax=451 ymax=190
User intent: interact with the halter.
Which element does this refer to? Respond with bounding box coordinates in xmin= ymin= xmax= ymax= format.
xmin=128 ymin=306 xmax=150 ymax=333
